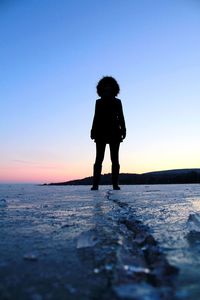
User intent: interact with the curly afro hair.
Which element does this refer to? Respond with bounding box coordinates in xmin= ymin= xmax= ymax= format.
xmin=96 ymin=76 xmax=120 ymax=97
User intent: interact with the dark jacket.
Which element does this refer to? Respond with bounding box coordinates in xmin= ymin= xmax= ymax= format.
xmin=91 ymin=97 xmax=126 ymax=143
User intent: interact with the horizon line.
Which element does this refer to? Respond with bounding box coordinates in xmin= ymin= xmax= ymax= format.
xmin=1 ymin=167 xmax=200 ymax=185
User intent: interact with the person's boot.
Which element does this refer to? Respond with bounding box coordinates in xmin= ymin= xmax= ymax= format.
xmin=91 ymin=164 xmax=102 ymax=190
xmin=112 ymin=164 xmax=120 ymax=190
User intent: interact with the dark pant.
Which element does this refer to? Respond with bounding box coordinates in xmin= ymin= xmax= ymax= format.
xmin=95 ymin=142 xmax=120 ymax=166
xmin=92 ymin=142 xmax=120 ymax=187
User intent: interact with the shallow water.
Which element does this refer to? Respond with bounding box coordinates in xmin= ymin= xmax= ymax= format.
xmin=1 ymin=183 xmax=200 ymax=299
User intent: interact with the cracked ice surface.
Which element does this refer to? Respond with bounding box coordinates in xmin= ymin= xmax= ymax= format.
xmin=1 ymin=184 xmax=200 ymax=299
xmin=110 ymin=184 xmax=200 ymax=299
xmin=0 ymin=185 xmax=118 ymax=299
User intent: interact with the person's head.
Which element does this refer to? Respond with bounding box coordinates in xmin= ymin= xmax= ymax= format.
xmin=96 ymin=76 xmax=120 ymax=98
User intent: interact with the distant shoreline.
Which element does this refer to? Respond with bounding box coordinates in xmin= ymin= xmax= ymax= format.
xmin=43 ymin=168 xmax=200 ymax=186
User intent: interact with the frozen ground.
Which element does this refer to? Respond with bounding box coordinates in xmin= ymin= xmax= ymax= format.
xmin=109 ymin=184 xmax=200 ymax=299
xmin=0 ymin=184 xmax=200 ymax=299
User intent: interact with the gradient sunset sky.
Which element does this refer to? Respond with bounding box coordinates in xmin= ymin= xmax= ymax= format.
xmin=1 ymin=0 xmax=200 ymax=183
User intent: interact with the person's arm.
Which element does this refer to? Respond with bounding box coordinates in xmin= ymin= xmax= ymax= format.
xmin=118 ymin=100 xmax=126 ymax=139
xmin=90 ymin=100 xmax=98 ymax=139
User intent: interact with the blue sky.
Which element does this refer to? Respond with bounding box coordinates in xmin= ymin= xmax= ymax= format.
xmin=1 ymin=0 xmax=200 ymax=183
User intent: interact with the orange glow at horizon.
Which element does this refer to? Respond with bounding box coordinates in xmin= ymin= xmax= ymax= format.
xmin=0 ymin=162 xmax=91 ymax=184
xmin=1 ymin=146 xmax=200 ymax=183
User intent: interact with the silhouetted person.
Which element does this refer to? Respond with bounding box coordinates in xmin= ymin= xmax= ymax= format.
xmin=90 ymin=76 xmax=126 ymax=190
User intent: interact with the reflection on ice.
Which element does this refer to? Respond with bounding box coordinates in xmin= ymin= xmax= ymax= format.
xmin=123 ymin=265 xmax=150 ymax=274
xmin=23 ymin=253 xmax=38 ymax=261
xmin=114 ymin=282 xmax=160 ymax=300
xmin=77 ymin=229 xmax=98 ymax=249
xmin=187 ymin=213 xmax=200 ymax=232
xmin=0 ymin=198 xmax=7 ymax=207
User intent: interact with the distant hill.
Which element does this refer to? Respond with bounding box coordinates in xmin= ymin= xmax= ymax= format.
xmin=44 ymin=168 xmax=200 ymax=185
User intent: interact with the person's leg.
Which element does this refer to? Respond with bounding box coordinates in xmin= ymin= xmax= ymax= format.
xmin=91 ymin=142 xmax=106 ymax=190
xmin=109 ymin=142 xmax=120 ymax=190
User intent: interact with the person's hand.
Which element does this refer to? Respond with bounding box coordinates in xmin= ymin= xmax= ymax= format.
xmin=122 ymin=130 xmax=126 ymax=140
xmin=90 ymin=131 xmax=95 ymax=140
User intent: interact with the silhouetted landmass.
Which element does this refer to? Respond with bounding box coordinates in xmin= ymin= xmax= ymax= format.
xmin=44 ymin=168 xmax=200 ymax=185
